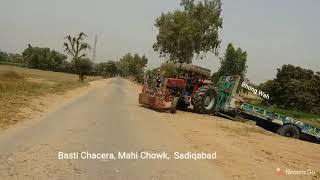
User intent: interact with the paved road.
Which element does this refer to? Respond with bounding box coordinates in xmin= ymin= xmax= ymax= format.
xmin=0 ymin=78 xmax=222 ymax=179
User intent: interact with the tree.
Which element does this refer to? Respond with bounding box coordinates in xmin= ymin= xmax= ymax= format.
xmin=64 ymin=32 xmax=91 ymax=81
xmin=116 ymin=53 xmax=148 ymax=82
xmin=7 ymin=53 xmax=24 ymax=64
xmin=153 ymin=0 xmax=223 ymax=64
xmin=95 ymin=61 xmax=118 ymax=78
xmin=211 ymin=43 xmax=247 ymax=83
xmin=104 ymin=61 xmax=118 ymax=77
xmin=259 ymin=65 xmax=320 ymax=114
xmin=60 ymin=60 xmax=73 ymax=73
xmin=0 ymin=50 xmax=8 ymax=62
xmin=72 ymin=58 xmax=93 ymax=79
xmin=146 ymin=63 xmax=178 ymax=78
xmin=22 ymin=44 xmax=68 ymax=71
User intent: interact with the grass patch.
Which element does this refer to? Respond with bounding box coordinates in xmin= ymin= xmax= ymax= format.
xmin=267 ymin=106 xmax=320 ymax=127
xmin=242 ymin=96 xmax=320 ymax=127
xmin=258 ymin=105 xmax=320 ymax=119
xmin=0 ymin=72 xmax=86 ymax=96
xmin=256 ymin=105 xmax=320 ymax=127
xmin=0 ymin=61 xmax=25 ymax=67
xmin=0 ymin=65 xmax=95 ymax=128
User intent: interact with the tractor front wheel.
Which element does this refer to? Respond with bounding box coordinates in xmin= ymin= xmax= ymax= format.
xmin=170 ymin=97 xmax=179 ymax=114
xmin=193 ymin=86 xmax=217 ymax=114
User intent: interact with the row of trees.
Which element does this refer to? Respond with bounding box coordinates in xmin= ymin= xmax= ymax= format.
xmin=2 ymin=0 xmax=224 ymax=81
xmin=259 ymin=65 xmax=320 ymax=114
xmin=95 ymin=61 xmax=117 ymax=78
xmin=22 ymin=45 xmax=71 ymax=72
xmin=0 ymin=32 xmax=147 ymax=82
xmin=116 ymin=53 xmax=148 ymax=83
xmin=1 ymin=47 xmax=147 ymax=82
xmin=1 ymin=44 xmax=91 ymax=76
xmin=0 ymin=50 xmax=24 ymax=64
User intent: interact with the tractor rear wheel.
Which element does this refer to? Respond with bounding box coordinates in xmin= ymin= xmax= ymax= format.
xmin=193 ymin=86 xmax=217 ymax=114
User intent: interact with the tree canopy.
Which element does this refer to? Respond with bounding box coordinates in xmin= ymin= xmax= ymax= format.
xmin=0 ymin=50 xmax=24 ymax=65
xmin=0 ymin=50 xmax=8 ymax=62
xmin=212 ymin=43 xmax=248 ymax=83
xmin=74 ymin=58 xmax=93 ymax=78
xmin=116 ymin=53 xmax=148 ymax=82
xmin=259 ymin=64 xmax=320 ymax=115
xmin=95 ymin=61 xmax=118 ymax=78
xmin=22 ymin=45 xmax=68 ymax=71
xmin=153 ymin=0 xmax=223 ymax=64
xmin=146 ymin=62 xmax=178 ymax=78
xmin=64 ymin=32 xmax=91 ymax=81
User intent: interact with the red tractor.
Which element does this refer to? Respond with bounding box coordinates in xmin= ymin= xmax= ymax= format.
xmin=138 ymin=64 xmax=217 ymax=114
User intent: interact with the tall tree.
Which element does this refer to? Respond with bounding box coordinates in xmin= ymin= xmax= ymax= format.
xmin=153 ymin=0 xmax=223 ymax=64
xmin=212 ymin=43 xmax=247 ymax=83
xmin=64 ymin=32 xmax=91 ymax=81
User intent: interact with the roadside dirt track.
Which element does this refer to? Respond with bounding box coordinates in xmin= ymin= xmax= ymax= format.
xmin=0 ymin=78 xmax=319 ymax=180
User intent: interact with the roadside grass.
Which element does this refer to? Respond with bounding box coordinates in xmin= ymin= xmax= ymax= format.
xmin=0 ymin=61 xmax=25 ymax=67
xmin=250 ymin=103 xmax=320 ymax=127
xmin=242 ymin=97 xmax=320 ymax=127
xmin=263 ymin=106 xmax=320 ymax=127
xmin=265 ymin=106 xmax=320 ymax=119
xmin=0 ymin=65 xmax=96 ymax=128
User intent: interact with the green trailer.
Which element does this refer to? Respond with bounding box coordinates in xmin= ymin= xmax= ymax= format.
xmin=214 ymin=75 xmax=320 ymax=141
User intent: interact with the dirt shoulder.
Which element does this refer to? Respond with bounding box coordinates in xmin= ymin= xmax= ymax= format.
xmin=0 ymin=65 xmax=101 ymax=129
xmin=1 ymin=79 xmax=108 ymax=131
xmin=129 ymin=80 xmax=320 ymax=180
xmin=170 ymin=112 xmax=320 ymax=180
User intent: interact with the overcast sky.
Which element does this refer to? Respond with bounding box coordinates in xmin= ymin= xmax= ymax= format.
xmin=0 ymin=0 xmax=319 ymax=83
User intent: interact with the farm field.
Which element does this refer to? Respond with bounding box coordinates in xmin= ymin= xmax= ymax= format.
xmin=0 ymin=65 xmax=97 ymax=128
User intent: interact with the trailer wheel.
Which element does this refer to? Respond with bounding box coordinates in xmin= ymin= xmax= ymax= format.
xmin=278 ymin=125 xmax=300 ymax=139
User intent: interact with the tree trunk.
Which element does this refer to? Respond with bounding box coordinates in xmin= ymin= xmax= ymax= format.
xmin=79 ymin=74 xmax=85 ymax=82
xmin=177 ymin=62 xmax=182 ymax=77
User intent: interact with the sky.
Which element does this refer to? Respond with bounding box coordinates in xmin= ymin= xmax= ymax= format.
xmin=0 ymin=0 xmax=319 ymax=84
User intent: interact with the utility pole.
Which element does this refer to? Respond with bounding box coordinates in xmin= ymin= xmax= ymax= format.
xmin=92 ymin=34 xmax=97 ymax=62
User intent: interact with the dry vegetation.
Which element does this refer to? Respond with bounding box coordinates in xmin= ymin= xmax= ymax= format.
xmin=0 ymin=65 xmax=97 ymax=128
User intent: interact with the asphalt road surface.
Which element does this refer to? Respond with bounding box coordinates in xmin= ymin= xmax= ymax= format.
xmin=0 ymin=78 xmax=223 ymax=179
